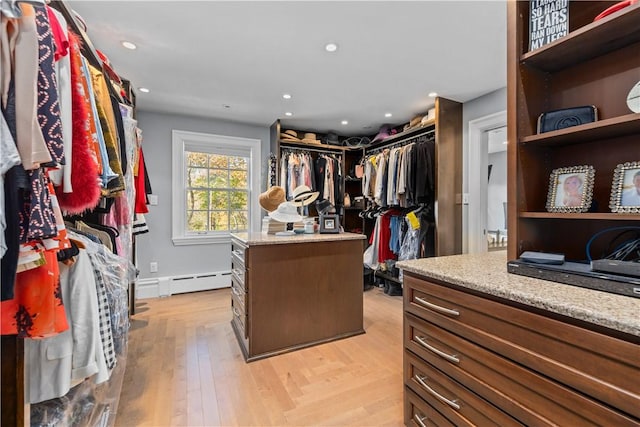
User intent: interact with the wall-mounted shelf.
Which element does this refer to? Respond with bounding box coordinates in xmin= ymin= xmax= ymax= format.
xmin=521 ymin=3 xmax=640 ymax=71
xmin=521 ymin=113 xmax=640 ymax=146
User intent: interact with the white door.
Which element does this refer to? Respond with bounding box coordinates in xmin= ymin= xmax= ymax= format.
xmin=467 ymin=111 xmax=507 ymax=253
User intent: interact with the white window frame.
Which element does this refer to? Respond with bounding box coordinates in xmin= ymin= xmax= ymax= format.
xmin=172 ymin=130 xmax=261 ymax=246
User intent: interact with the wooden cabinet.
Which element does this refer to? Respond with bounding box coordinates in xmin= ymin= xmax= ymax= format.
xmin=230 ymin=233 xmax=365 ymax=362
xmin=402 ymin=272 xmax=640 ymax=426
xmin=507 ymin=1 xmax=640 ymax=261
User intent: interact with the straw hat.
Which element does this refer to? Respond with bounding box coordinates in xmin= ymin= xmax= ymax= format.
xmin=269 ymin=201 xmax=303 ymax=223
xmin=291 ymin=185 xmax=319 ymax=207
xmin=301 ymin=133 xmax=321 ymax=144
xmin=280 ymin=130 xmax=301 ymax=142
xmin=259 ymin=186 xmax=286 ymax=212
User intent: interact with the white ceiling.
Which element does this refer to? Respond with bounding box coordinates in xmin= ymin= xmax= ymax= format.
xmin=68 ymin=1 xmax=507 ymax=136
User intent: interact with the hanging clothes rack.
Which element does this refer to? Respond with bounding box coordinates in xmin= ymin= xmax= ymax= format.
xmin=281 ymin=145 xmax=344 ymax=156
xmin=366 ymin=128 xmax=435 ymax=155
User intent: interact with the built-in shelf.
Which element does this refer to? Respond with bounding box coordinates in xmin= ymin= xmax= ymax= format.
xmin=521 ymin=4 xmax=640 ymax=71
xmin=519 ymin=212 xmax=640 ymax=220
xmin=520 ymin=113 xmax=640 ymax=146
xmin=365 ymin=120 xmax=435 ymax=152
xmin=279 ymin=139 xmax=351 ymax=152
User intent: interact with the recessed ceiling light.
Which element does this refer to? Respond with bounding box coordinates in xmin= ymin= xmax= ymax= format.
xmin=325 ymin=43 xmax=338 ymax=52
xmin=385 ymin=113 xmax=392 ymax=118
xmin=285 ymin=112 xmax=293 ymax=117
xmin=139 ymin=87 xmax=150 ymax=93
xmin=428 ymin=92 xmax=438 ymax=97
xmin=121 ymin=41 xmax=137 ymax=50
xmin=282 ymin=94 xmax=292 ymax=100
xmin=341 ymin=120 xmax=348 ymax=125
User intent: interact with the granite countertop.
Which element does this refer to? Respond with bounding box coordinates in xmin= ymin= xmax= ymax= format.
xmin=397 ymin=252 xmax=640 ymax=337
xmin=231 ymin=232 xmax=366 ymax=246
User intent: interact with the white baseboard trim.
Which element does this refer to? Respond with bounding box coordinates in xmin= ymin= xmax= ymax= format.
xmin=135 ymin=271 xmax=232 ymax=300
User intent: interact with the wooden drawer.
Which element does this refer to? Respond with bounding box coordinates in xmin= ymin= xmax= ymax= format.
xmin=231 ymin=277 xmax=246 ymax=311
xmin=405 ymin=312 xmax=638 ymax=426
xmin=404 ymin=274 xmax=640 ymax=419
xmin=231 ymin=290 xmax=248 ymax=340
xmin=405 ymin=387 xmax=454 ymax=427
xmin=405 ymin=350 xmax=521 ymax=427
xmin=231 ymin=249 xmax=245 ymax=270
xmin=232 ymin=269 xmax=246 ymax=293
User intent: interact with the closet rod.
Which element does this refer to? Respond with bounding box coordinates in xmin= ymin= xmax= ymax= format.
xmin=281 ymin=146 xmax=343 ymax=156
xmin=366 ymin=130 xmax=435 ymax=155
xmin=365 ymin=127 xmax=435 ymax=155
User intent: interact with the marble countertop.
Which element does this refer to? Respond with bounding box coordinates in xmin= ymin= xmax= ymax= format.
xmin=397 ymin=252 xmax=640 ymax=337
xmin=231 ymin=232 xmax=366 ymax=246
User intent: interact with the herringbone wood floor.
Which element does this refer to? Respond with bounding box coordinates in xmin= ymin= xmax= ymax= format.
xmin=115 ymin=287 xmax=404 ymax=427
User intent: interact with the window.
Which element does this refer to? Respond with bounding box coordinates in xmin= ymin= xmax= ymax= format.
xmin=172 ymin=130 xmax=261 ymax=245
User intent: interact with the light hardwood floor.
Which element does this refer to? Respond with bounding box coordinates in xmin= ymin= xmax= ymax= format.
xmin=115 ymin=287 xmax=404 ymax=427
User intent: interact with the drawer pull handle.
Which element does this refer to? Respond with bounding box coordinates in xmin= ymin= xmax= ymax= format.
xmin=414 ymin=375 xmax=460 ymax=411
xmin=414 ymin=413 xmax=428 ymax=427
xmin=414 ymin=296 xmax=459 ymax=317
xmin=232 ymin=286 xmax=242 ymax=297
xmin=232 ymin=307 xmax=242 ymax=318
xmin=414 ymin=335 xmax=459 ymax=364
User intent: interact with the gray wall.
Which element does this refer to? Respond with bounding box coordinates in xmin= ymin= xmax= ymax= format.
xmin=461 ymin=87 xmax=507 ymax=252
xmin=135 ymin=111 xmax=270 ymax=280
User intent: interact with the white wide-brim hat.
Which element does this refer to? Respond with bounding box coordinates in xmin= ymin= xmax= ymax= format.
xmin=269 ymin=201 xmax=303 ymax=223
xmin=291 ymin=185 xmax=319 ymax=207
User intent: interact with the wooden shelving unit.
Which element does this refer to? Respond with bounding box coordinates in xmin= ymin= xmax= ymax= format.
xmin=507 ymin=0 xmax=640 ymax=261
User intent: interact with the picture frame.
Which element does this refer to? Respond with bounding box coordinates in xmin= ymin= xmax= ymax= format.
xmin=546 ymin=165 xmax=595 ymax=213
xmin=319 ymin=214 xmax=340 ymax=234
xmin=609 ymin=161 xmax=640 ymax=213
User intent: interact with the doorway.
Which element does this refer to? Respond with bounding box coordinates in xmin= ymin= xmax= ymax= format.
xmin=467 ymin=111 xmax=507 ymax=253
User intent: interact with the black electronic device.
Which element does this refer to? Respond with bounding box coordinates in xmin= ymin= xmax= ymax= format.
xmin=520 ymin=251 xmax=565 ymax=265
xmin=507 ymin=259 xmax=640 ymax=298
xmin=591 ymin=259 xmax=640 ymax=278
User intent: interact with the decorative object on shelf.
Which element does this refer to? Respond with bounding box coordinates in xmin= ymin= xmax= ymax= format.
xmin=269 ymin=201 xmax=303 ymax=223
xmin=537 ymin=105 xmax=597 ymax=133
xmin=609 ymin=161 xmax=640 ymax=213
xmin=627 ymin=81 xmax=640 ymax=113
xmin=319 ymin=214 xmax=340 ymax=234
xmin=280 ymin=130 xmax=301 ymax=142
xmin=291 ymin=185 xmax=319 ymax=207
xmin=594 ymin=0 xmax=638 ymax=21
xmin=529 ymin=0 xmax=569 ymax=51
xmin=403 ymin=115 xmax=423 ymax=132
xmin=322 ymin=132 xmax=341 ymax=146
xmin=546 ymin=165 xmax=596 ymax=213
xmin=343 ymin=136 xmax=371 ymax=148
xmin=259 ymin=186 xmax=286 ymax=212
xmin=371 ymin=124 xmax=392 ymax=144
xmin=344 ymin=193 xmax=351 ymax=208
xmin=301 ymin=133 xmax=321 ymax=144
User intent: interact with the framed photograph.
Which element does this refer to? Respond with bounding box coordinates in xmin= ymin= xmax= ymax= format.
xmin=319 ymin=214 xmax=340 ymax=234
xmin=546 ymin=165 xmax=595 ymax=213
xmin=609 ymin=161 xmax=640 ymax=213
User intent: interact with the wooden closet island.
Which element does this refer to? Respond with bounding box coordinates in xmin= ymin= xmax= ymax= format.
xmin=230 ymin=232 xmax=366 ymax=362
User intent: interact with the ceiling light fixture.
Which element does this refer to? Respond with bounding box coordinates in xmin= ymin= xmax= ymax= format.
xmin=325 ymin=43 xmax=338 ymax=52
xmin=139 ymin=87 xmax=150 ymax=93
xmin=282 ymin=94 xmax=292 ymax=100
xmin=285 ymin=112 xmax=293 ymax=117
xmin=341 ymin=120 xmax=348 ymax=125
xmin=428 ymin=92 xmax=438 ymax=97
xmin=385 ymin=113 xmax=392 ymax=118
xmin=121 ymin=41 xmax=137 ymax=50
